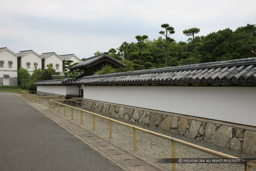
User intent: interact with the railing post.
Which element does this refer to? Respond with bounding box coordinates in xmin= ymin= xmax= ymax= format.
xmin=133 ymin=127 xmax=137 ymax=151
xmin=246 ymin=162 xmax=252 ymax=171
xmin=172 ymin=140 xmax=176 ymax=171
xmin=93 ymin=115 xmax=96 ymax=131
xmin=109 ymin=120 xmax=112 ymax=139
xmin=58 ymin=104 xmax=60 ymax=113
xmin=71 ymin=108 xmax=74 ymax=120
xmin=80 ymin=111 xmax=83 ymax=125
xmin=53 ymin=103 xmax=55 ymax=111
xmin=64 ymin=106 xmax=66 ymax=116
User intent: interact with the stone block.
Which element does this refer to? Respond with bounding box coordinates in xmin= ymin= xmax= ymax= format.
xmin=199 ymin=126 xmax=205 ymax=135
xmin=124 ymin=114 xmax=130 ymax=120
xmin=102 ymin=104 xmax=109 ymax=114
xmin=230 ymin=138 xmax=241 ymax=151
xmin=123 ymin=107 xmax=134 ymax=118
xmin=171 ymin=117 xmax=178 ymax=128
xmin=114 ymin=106 xmax=120 ymax=113
xmin=212 ymin=126 xmax=232 ymax=148
xmin=242 ymin=130 xmax=256 ymax=155
xmin=159 ymin=116 xmax=173 ymax=131
xmin=142 ymin=115 xmax=149 ymax=125
xmin=118 ymin=107 xmax=124 ymax=119
xmin=205 ymin=123 xmax=216 ymax=139
xmin=133 ymin=110 xmax=140 ymax=121
xmin=108 ymin=105 xmax=114 ymax=114
xmin=95 ymin=103 xmax=103 ymax=112
xmin=130 ymin=118 xmax=136 ymax=123
xmin=178 ymin=118 xmax=188 ymax=135
xmin=236 ymin=128 xmax=244 ymax=138
xmin=149 ymin=112 xmax=156 ymax=127
xmin=189 ymin=120 xmax=201 ymax=138
xmin=155 ymin=114 xmax=164 ymax=127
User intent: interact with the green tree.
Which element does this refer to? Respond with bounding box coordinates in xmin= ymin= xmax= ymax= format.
xmin=41 ymin=64 xmax=56 ymax=80
xmin=64 ymin=60 xmax=81 ymax=78
xmin=119 ymin=41 xmax=129 ymax=60
xmin=94 ymin=51 xmax=102 ymax=56
xmin=252 ymin=43 xmax=256 ymax=55
xmin=18 ymin=67 xmax=30 ymax=88
xmin=96 ymin=65 xmax=117 ymax=75
xmin=135 ymin=35 xmax=148 ymax=69
xmin=28 ymin=69 xmax=42 ymax=91
xmin=183 ymin=28 xmax=200 ymax=45
xmin=159 ymin=23 xmax=175 ymax=66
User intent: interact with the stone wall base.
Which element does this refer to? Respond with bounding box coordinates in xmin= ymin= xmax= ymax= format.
xmin=81 ymin=98 xmax=256 ymax=156
xmin=36 ymin=91 xmax=65 ymax=99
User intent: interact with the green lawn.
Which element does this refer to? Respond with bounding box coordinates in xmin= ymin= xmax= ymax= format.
xmin=0 ymin=86 xmax=29 ymax=94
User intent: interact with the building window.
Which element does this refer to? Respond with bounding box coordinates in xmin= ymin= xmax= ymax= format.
xmin=26 ymin=62 xmax=31 ymax=69
xmin=8 ymin=61 xmax=13 ymax=68
xmin=0 ymin=60 xmax=4 ymax=68
xmin=56 ymin=64 xmax=59 ymax=70
xmin=34 ymin=62 xmax=38 ymax=70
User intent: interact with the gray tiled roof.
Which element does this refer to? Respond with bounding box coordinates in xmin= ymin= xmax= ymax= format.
xmin=59 ymin=54 xmax=79 ymax=61
xmin=35 ymin=78 xmax=76 ymax=86
xmin=40 ymin=52 xmax=58 ymax=59
xmin=70 ymin=52 xmax=126 ymax=70
xmin=0 ymin=47 xmax=7 ymax=52
xmin=0 ymin=47 xmax=17 ymax=56
xmin=35 ymin=79 xmax=65 ymax=86
xmin=76 ymin=57 xmax=256 ymax=86
xmin=16 ymin=50 xmax=40 ymax=57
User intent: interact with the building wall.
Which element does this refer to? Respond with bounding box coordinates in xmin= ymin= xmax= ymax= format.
xmin=21 ymin=53 xmax=41 ymax=74
xmin=0 ymin=50 xmax=17 ymax=86
xmin=66 ymin=86 xmax=79 ymax=95
xmin=37 ymin=86 xmax=67 ymax=95
xmin=45 ymin=55 xmax=63 ymax=73
xmin=69 ymin=56 xmax=81 ymax=64
xmin=83 ymin=86 xmax=256 ymax=127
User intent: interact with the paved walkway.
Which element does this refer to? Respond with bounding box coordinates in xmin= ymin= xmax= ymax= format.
xmin=0 ymin=92 xmax=122 ymax=171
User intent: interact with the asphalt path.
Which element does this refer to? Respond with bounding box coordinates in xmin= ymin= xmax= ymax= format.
xmin=0 ymin=92 xmax=122 ymax=171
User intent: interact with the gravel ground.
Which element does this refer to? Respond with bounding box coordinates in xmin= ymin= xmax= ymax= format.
xmin=40 ymin=99 xmax=254 ymax=171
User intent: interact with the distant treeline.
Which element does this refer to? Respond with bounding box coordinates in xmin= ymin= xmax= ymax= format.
xmin=96 ymin=24 xmax=256 ymax=74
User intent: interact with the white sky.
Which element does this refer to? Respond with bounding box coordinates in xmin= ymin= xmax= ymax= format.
xmin=0 ymin=0 xmax=255 ymax=58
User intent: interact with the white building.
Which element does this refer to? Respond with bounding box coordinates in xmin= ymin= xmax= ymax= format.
xmin=0 ymin=47 xmax=18 ymax=86
xmin=59 ymin=54 xmax=81 ymax=72
xmin=17 ymin=50 xmax=42 ymax=75
xmin=40 ymin=52 xmax=63 ymax=73
xmin=59 ymin=54 xmax=81 ymax=64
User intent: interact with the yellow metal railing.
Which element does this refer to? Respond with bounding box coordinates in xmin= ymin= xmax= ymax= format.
xmin=48 ymin=99 xmax=254 ymax=171
xmin=22 ymin=93 xmax=62 ymax=104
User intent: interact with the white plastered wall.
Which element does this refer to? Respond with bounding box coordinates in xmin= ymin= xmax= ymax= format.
xmin=66 ymin=86 xmax=79 ymax=95
xmin=21 ymin=53 xmax=41 ymax=74
xmin=0 ymin=50 xmax=17 ymax=78
xmin=69 ymin=56 xmax=81 ymax=64
xmin=83 ymin=86 xmax=256 ymax=126
xmin=37 ymin=86 xmax=66 ymax=95
xmin=45 ymin=55 xmax=63 ymax=72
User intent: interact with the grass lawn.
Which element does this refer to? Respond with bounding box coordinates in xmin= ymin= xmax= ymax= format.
xmin=0 ymin=86 xmax=29 ymax=94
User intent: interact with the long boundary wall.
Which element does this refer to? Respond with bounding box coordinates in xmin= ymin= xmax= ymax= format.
xmin=37 ymin=86 xmax=79 ymax=96
xmin=83 ymin=86 xmax=256 ymax=126
xmin=82 ymin=86 xmax=256 ymax=155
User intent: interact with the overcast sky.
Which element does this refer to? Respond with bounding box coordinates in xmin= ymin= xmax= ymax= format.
xmin=0 ymin=0 xmax=255 ymax=58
